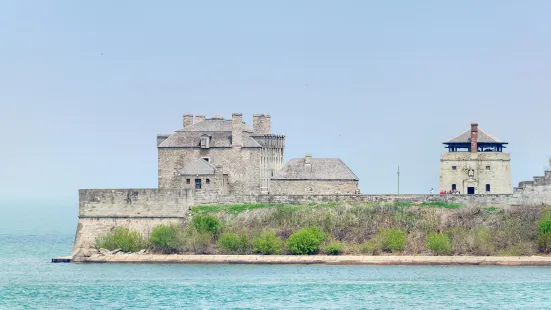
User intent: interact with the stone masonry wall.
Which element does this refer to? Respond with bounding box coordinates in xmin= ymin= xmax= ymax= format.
xmin=74 ymin=185 xmax=551 ymax=251
xmin=158 ymin=148 xmax=261 ymax=194
xmin=270 ymin=180 xmax=359 ymax=195
xmin=440 ymin=152 xmax=512 ymax=194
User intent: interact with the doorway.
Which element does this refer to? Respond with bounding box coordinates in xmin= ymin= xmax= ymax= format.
xmin=467 ymin=187 xmax=475 ymax=195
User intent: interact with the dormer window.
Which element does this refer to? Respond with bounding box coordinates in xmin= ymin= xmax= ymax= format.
xmin=200 ymin=135 xmax=210 ymax=149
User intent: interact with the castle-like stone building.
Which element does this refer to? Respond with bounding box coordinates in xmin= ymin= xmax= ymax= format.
xmin=440 ymin=123 xmax=512 ymax=194
xmin=157 ymin=113 xmax=359 ymax=195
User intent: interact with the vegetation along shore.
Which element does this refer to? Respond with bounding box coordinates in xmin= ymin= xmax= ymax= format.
xmin=75 ymin=201 xmax=551 ymax=260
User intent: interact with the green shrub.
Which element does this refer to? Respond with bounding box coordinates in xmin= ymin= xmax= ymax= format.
xmin=217 ymin=233 xmax=249 ymax=254
xmin=192 ymin=215 xmax=222 ymax=236
xmin=538 ymin=211 xmax=551 ymax=253
xmin=252 ymin=231 xmax=283 ymax=255
xmin=360 ymin=237 xmax=382 ymax=255
xmin=184 ymin=229 xmax=212 ymax=254
xmin=426 ymin=233 xmax=452 ymax=255
xmin=380 ymin=229 xmax=406 ymax=253
xmin=149 ymin=223 xmax=185 ymax=254
xmin=94 ymin=227 xmax=146 ymax=253
xmin=324 ymin=242 xmax=343 ymax=255
xmin=286 ymin=226 xmax=326 ymax=255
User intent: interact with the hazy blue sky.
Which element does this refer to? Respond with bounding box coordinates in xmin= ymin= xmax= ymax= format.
xmin=1 ymin=1 xmax=550 ymax=220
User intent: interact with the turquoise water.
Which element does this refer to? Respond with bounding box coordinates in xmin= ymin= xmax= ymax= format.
xmin=3 ymin=234 xmax=551 ymax=309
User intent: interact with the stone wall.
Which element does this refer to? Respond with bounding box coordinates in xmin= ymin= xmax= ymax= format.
xmin=440 ymin=152 xmax=512 ymax=194
xmin=74 ymin=185 xmax=551 ymax=251
xmin=73 ymin=189 xmax=193 ymax=252
xmin=270 ymin=180 xmax=359 ymax=195
xmin=158 ymin=147 xmax=262 ymax=194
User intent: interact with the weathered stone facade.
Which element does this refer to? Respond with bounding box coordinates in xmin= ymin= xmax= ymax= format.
xmin=440 ymin=123 xmax=512 ymax=194
xmin=440 ymin=152 xmax=512 ymax=194
xmin=157 ymin=113 xmax=357 ymax=195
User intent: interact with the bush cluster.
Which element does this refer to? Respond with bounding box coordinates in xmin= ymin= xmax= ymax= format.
xmin=217 ymin=233 xmax=249 ymax=254
xmin=93 ymin=203 xmax=550 ymax=256
xmin=149 ymin=224 xmax=185 ymax=254
xmin=253 ymin=231 xmax=283 ymax=255
xmin=286 ymin=227 xmax=326 ymax=255
xmin=426 ymin=233 xmax=452 ymax=255
xmin=94 ymin=227 xmax=147 ymax=253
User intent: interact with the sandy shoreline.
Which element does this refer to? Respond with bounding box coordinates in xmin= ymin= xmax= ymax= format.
xmin=66 ymin=254 xmax=551 ymax=266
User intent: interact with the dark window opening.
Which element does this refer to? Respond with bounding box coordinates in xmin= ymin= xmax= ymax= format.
xmin=206 ymin=179 xmax=210 ymax=184
xmin=452 ymin=184 xmax=456 ymax=191
xmin=452 ymin=166 xmax=457 ymax=171
xmin=202 ymin=157 xmax=209 ymax=162
xmin=486 ymin=166 xmax=490 ymax=171
xmin=195 ymin=179 xmax=201 ymax=189
xmin=186 ymin=179 xmax=190 ymax=184
xmin=486 ymin=184 xmax=491 ymax=193
xmin=467 ymin=187 xmax=475 ymax=195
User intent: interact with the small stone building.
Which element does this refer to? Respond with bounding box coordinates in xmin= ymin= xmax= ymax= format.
xmin=440 ymin=123 xmax=512 ymax=194
xmin=271 ymin=154 xmax=360 ymax=195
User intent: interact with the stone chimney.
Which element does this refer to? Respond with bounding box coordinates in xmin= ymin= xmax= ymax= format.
xmin=470 ymin=122 xmax=478 ymax=153
xmin=253 ymin=114 xmax=272 ymax=134
xmin=305 ymin=153 xmax=312 ymax=165
xmin=195 ymin=115 xmax=205 ymax=123
xmin=231 ymin=113 xmax=243 ymax=148
xmin=183 ymin=114 xmax=194 ymax=128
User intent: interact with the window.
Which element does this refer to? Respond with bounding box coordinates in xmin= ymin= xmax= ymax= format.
xmin=486 ymin=166 xmax=491 ymax=171
xmin=201 ymin=157 xmax=209 ymax=162
xmin=200 ymin=135 xmax=210 ymax=148
xmin=195 ymin=179 xmax=201 ymax=189
xmin=206 ymin=179 xmax=210 ymax=184
xmin=186 ymin=179 xmax=190 ymax=184
xmin=452 ymin=166 xmax=457 ymax=171
xmin=452 ymin=184 xmax=456 ymax=191
xmin=486 ymin=184 xmax=491 ymax=193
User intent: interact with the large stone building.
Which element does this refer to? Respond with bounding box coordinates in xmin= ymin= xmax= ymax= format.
xmin=157 ymin=113 xmax=359 ymax=195
xmin=440 ymin=123 xmax=512 ymax=194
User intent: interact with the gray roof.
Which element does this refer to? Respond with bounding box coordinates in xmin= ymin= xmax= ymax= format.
xmin=158 ymin=118 xmax=261 ymax=148
xmin=273 ymin=158 xmax=359 ymax=181
xmin=158 ymin=132 xmax=261 ymax=148
xmin=180 ymin=159 xmax=216 ymax=175
xmin=446 ymin=128 xmax=507 ymax=144
xmin=177 ymin=119 xmax=254 ymax=133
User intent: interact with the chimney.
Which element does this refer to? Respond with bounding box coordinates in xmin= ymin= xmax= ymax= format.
xmin=195 ymin=115 xmax=205 ymax=123
xmin=470 ymin=122 xmax=478 ymax=153
xmin=231 ymin=113 xmax=243 ymax=147
xmin=253 ymin=114 xmax=272 ymax=134
xmin=265 ymin=114 xmax=271 ymax=134
xmin=183 ymin=114 xmax=194 ymax=128
xmin=305 ymin=153 xmax=312 ymax=165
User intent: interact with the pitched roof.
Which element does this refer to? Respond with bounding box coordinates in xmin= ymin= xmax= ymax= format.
xmin=180 ymin=159 xmax=216 ymax=175
xmin=176 ymin=119 xmax=254 ymax=133
xmin=157 ymin=131 xmax=261 ymax=148
xmin=273 ymin=158 xmax=359 ymax=181
xmin=445 ymin=128 xmax=507 ymax=144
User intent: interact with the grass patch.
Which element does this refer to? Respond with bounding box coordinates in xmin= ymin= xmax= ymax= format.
xmin=192 ymin=203 xmax=289 ymax=215
xmin=419 ymin=201 xmax=462 ymax=209
xmin=485 ymin=206 xmax=498 ymax=212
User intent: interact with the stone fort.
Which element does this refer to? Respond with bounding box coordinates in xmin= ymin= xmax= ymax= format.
xmin=157 ymin=113 xmax=359 ymax=195
xmin=72 ymin=113 xmax=551 ymax=252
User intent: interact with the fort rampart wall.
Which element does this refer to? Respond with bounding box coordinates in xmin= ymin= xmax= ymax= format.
xmin=73 ymin=183 xmax=551 ymax=252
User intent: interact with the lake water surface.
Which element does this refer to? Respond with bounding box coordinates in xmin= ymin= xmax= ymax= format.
xmin=2 ymin=234 xmax=551 ymax=309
